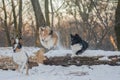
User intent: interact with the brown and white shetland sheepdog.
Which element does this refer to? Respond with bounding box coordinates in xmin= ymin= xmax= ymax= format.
xmin=11 ymin=37 xmax=29 ymax=75
xmin=39 ymin=26 xmax=59 ymax=50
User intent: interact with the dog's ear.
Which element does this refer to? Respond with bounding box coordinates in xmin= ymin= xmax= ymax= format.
xmin=49 ymin=30 xmax=53 ymax=35
xmin=41 ymin=27 xmax=44 ymax=31
xmin=75 ymin=34 xmax=82 ymax=40
xmin=70 ymin=34 xmax=73 ymax=37
xmin=11 ymin=38 xmax=15 ymax=45
xmin=19 ymin=37 xmax=23 ymax=45
xmin=39 ymin=27 xmax=45 ymax=31
xmin=75 ymin=34 xmax=79 ymax=37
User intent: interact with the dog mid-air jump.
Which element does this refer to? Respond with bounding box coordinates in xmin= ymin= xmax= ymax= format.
xmin=11 ymin=37 xmax=29 ymax=75
xmin=39 ymin=26 xmax=59 ymax=50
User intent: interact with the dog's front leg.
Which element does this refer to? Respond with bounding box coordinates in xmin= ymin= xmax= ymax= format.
xmin=25 ymin=63 xmax=29 ymax=75
xmin=20 ymin=61 xmax=26 ymax=74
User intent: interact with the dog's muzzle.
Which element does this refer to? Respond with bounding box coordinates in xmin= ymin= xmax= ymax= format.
xmin=13 ymin=43 xmax=22 ymax=52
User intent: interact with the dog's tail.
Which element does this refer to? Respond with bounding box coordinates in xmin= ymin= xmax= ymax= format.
xmin=76 ymin=41 xmax=89 ymax=55
xmin=76 ymin=50 xmax=84 ymax=55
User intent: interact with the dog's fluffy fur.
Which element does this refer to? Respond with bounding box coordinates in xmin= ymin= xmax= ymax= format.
xmin=70 ymin=34 xmax=88 ymax=55
xmin=11 ymin=38 xmax=29 ymax=75
xmin=30 ymin=48 xmax=47 ymax=64
xmin=39 ymin=26 xmax=58 ymax=50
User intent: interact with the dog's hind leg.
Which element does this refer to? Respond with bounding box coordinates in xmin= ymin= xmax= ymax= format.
xmin=16 ymin=65 xmax=21 ymax=72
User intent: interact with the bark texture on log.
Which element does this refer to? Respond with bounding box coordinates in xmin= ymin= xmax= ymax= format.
xmin=0 ymin=57 xmax=39 ymax=70
xmin=0 ymin=57 xmax=16 ymax=70
xmin=44 ymin=55 xmax=120 ymax=66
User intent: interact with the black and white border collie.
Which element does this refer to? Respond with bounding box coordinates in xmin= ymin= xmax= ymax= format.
xmin=11 ymin=37 xmax=29 ymax=75
xmin=70 ymin=34 xmax=88 ymax=55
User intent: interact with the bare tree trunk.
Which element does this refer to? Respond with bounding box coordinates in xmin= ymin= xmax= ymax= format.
xmin=31 ymin=0 xmax=46 ymax=47
xmin=45 ymin=0 xmax=50 ymax=26
xmin=50 ymin=0 xmax=54 ymax=27
xmin=115 ymin=0 xmax=120 ymax=50
xmin=11 ymin=0 xmax=17 ymax=37
xmin=18 ymin=0 xmax=22 ymax=38
xmin=2 ymin=0 xmax=11 ymax=46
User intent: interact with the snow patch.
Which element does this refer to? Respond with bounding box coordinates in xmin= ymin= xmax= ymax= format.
xmin=0 ymin=47 xmax=120 ymax=80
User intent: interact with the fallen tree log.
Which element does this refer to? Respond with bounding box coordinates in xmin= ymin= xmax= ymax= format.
xmin=0 ymin=57 xmax=16 ymax=70
xmin=0 ymin=54 xmax=120 ymax=70
xmin=0 ymin=57 xmax=39 ymax=70
xmin=0 ymin=48 xmax=46 ymax=70
xmin=44 ymin=55 xmax=120 ymax=66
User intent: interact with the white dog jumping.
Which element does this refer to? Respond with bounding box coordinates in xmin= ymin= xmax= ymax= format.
xmin=39 ymin=26 xmax=59 ymax=50
xmin=11 ymin=37 xmax=29 ymax=75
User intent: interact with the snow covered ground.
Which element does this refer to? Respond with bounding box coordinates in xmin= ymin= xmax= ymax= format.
xmin=0 ymin=47 xmax=120 ymax=80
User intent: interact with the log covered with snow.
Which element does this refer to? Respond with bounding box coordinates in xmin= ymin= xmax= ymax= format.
xmin=44 ymin=55 xmax=120 ymax=66
xmin=0 ymin=47 xmax=45 ymax=70
xmin=43 ymin=50 xmax=120 ymax=66
xmin=0 ymin=56 xmax=39 ymax=70
xmin=0 ymin=57 xmax=16 ymax=70
xmin=0 ymin=48 xmax=120 ymax=70
xmin=0 ymin=54 xmax=120 ymax=70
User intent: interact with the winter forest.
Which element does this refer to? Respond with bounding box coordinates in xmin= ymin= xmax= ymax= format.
xmin=0 ymin=0 xmax=120 ymax=80
xmin=0 ymin=0 xmax=119 ymax=50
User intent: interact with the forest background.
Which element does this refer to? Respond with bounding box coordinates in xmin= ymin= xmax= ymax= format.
xmin=0 ymin=0 xmax=119 ymax=51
